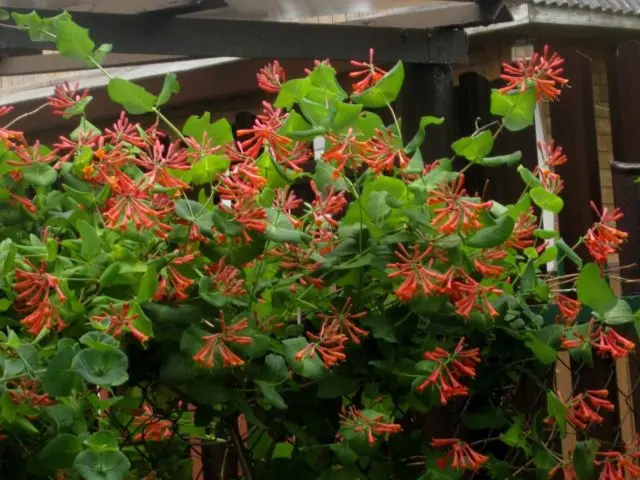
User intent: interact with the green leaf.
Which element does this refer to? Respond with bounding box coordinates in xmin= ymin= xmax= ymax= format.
xmin=317 ymin=375 xmax=359 ymax=399
xmin=534 ymin=245 xmax=558 ymax=267
xmin=55 ymin=18 xmax=95 ymax=63
xmin=361 ymin=315 xmax=397 ymax=343
xmin=71 ymin=348 xmax=129 ymax=387
xmin=63 ymin=96 xmax=93 ymax=119
xmin=405 ymin=116 xmax=444 ymax=154
xmin=534 ymin=229 xmax=558 ymax=239
xmin=258 ymin=354 xmax=289 ymax=384
xmin=99 ymin=263 xmax=122 ymax=287
xmin=37 ymin=434 xmax=81 ymax=472
xmin=577 ymin=263 xmax=617 ymax=316
xmin=42 ymin=347 xmax=82 ymax=397
xmin=604 ymin=299 xmax=635 ymax=325
xmin=137 ymin=265 xmax=157 ymax=304
xmin=517 ymin=165 xmax=541 ymax=188
xmin=465 ymin=215 xmax=515 ymax=248
xmin=191 ymin=155 xmax=230 ymax=184
xmin=557 ymin=238 xmax=583 ymax=268
xmin=462 ymin=407 xmax=505 ymax=430
xmin=0 ymin=9 xmax=9 ymax=21
xmin=84 ymin=431 xmax=119 ymax=452
xmin=92 ymin=44 xmax=112 ymax=65
xmin=451 ymin=130 xmax=494 ymax=163
xmin=530 ymin=187 xmax=564 ymax=214
xmin=255 ymin=381 xmax=287 ymax=409
xmin=182 ymin=113 xmax=233 ymax=146
xmin=546 ymin=391 xmax=567 ymax=437
xmin=0 ymin=390 xmax=17 ymax=422
xmin=274 ymin=78 xmax=311 ymax=109
xmin=74 ymin=450 xmax=131 ymax=480
xmin=174 ymin=199 xmax=214 ymax=231
xmin=309 ymin=64 xmax=348 ymax=101
xmin=23 ymin=162 xmax=57 ymax=187
xmin=157 ymin=72 xmax=180 ymax=107
xmin=524 ymin=333 xmax=557 ymax=364
xmin=490 ymin=88 xmax=537 ymax=132
xmin=500 ymin=418 xmax=529 ymax=453
xmin=264 ymin=225 xmax=309 ymax=244
xmin=107 ymin=78 xmax=157 ymax=115
xmin=573 ymin=440 xmax=598 ymax=480
xmin=351 ymin=61 xmax=405 ymax=107
xmin=76 ymin=219 xmax=100 ymax=259
xmin=282 ymin=337 xmax=326 ymax=380
xmin=79 ymin=332 xmax=119 ymax=351
xmin=356 ymin=111 xmax=384 ymax=139
xmin=481 ymin=151 xmax=522 ymax=167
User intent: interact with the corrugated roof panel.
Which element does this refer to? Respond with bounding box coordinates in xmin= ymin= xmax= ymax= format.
xmin=531 ymin=0 xmax=640 ymax=14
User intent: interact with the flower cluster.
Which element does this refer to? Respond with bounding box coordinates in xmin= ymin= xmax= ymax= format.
xmin=417 ymin=338 xmax=481 ymax=405
xmin=339 ymin=407 xmax=402 ymax=446
xmin=193 ymin=314 xmax=253 ymax=368
xmin=431 ymin=438 xmax=489 ymax=471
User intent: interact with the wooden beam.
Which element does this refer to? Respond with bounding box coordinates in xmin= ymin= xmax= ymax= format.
xmin=0 ymin=7 xmax=469 ymax=63
xmin=0 ymin=53 xmax=183 ymax=76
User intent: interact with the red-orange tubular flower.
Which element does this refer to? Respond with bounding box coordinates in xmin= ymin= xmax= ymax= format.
xmin=585 ymin=201 xmax=628 ymax=265
xmin=205 ymin=258 xmax=247 ymax=297
xmin=596 ymin=450 xmax=640 ymax=480
xmin=450 ymin=272 xmax=502 ymax=318
xmin=257 ymin=60 xmax=286 ymax=93
xmin=104 ymin=111 xmax=146 ymax=148
xmin=295 ymin=321 xmax=348 ymax=368
xmin=387 ymin=244 xmax=446 ymax=302
xmin=47 ymin=81 xmax=90 ymax=117
xmin=135 ymin=139 xmax=190 ymax=190
xmin=499 ymin=45 xmax=568 ymax=101
xmin=431 ymin=438 xmax=489 ymax=471
xmin=103 ymin=172 xmax=172 ymax=237
xmin=553 ymin=389 xmax=615 ymax=430
xmin=472 ymin=248 xmax=507 ymax=277
xmin=339 ymin=407 xmax=402 ymax=446
xmin=417 ymin=337 xmax=481 ymax=405
xmin=555 ymin=295 xmax=581 ymax=325
xmin=506 ymin=208 xmax=537 ymax=250
xmin=309 ymin=180 xmax=348 ymax=228
xmin=349 ymin=48 xmax=387 ymax=94
xmin=591 ymin=325 xmax=635 ymax=359
xmin=323 ymin=129 xmax=366 ymax=177
xmin=428 ymin=175 xmax=493 ymax=234
xmin=317 ymin=297 xmax=368 ymax=344
xmin=538 ymin=139 xmax=568 ymax=168
xmin=8 ymin=378 xmax=55 ymax=406
xmin=153 ymin=258 xmax=194 ymax=303
xmin=10 ymin=193 xmax=37 ymax=215
xmin=132 ymin=403 xmax=174 ymax=442
xmin=236 ymin=102 xmax=290 ymax=158
xmin=92 ymin=303 xmax=148 ymax=344
xmin=193 ymin=314 xmax=253 ymax=369
xmin=13 ymin=260 xmax=67 ymax=335
xmin=362 ymin=128 xmax=411 ymax=174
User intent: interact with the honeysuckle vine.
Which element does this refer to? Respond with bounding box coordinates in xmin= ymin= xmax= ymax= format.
xmin=0 ymin=8 xmax=636 ymax=480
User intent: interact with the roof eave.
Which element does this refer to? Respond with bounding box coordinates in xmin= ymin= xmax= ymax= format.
xmin=467 ymin=2 xmax=640 ymax=35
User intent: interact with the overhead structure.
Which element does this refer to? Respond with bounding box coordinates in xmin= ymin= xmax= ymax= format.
xmin=0 ymin=0 xmax=509 ymax=75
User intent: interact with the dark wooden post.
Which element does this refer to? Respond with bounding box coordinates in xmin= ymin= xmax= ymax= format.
xmin=608 ymin=40 xmax=640 ymax=295
xmin=398 ymin=64 xmax=457 ymax=163
xmin=550 ymin=49 xmax=621 ymax=445
xmin=550 ymin=50 xmax=602 ymax=259
xmin=607 ymin=40 xmax=640 ymax=440
xmin=456 ymin=72 xmax=537 ymax=204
